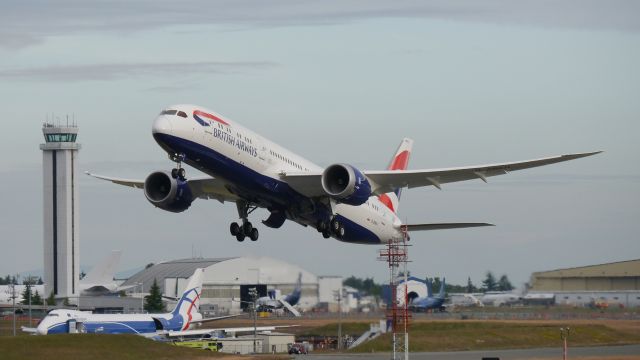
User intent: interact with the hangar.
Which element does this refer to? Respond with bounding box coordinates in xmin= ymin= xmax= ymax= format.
xmin=529 ymin=259 xmax=640 ymax=307
xmin=121 ymin=256 xmax=330 ymax=314
xmin=529 ymin=259 xmax=640 ymax=291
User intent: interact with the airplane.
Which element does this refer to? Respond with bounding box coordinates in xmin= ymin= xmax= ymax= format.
xmin=256 ymin=273 xmax=302 ymax=316
xmin=26 ymin=268 xmax=239 ymax=335
xmin=481 ymin=291 xmax=522 ymax=307
xmin=409 ymin=278 xmax=447 ymax=312
xmin=79 ymin=250 xmax=135 ymax=296
xmin=87 ymin=104 xmax=600 ymax=244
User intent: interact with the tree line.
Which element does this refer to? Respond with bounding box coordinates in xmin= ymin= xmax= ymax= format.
xmin=344 ymin=271 xmax=513 ymax=297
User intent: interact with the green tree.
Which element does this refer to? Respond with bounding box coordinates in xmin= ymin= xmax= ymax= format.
xmin=37 ymin=277 xmax=44 ymax=285
xmin=144 ymin=279 xmax=165 ymax=313
xmin=466 ymin=277 xmax=476 ymax=293
xmin=482 ymin=271 xmax=497 ymax=292
xmin=32 ymin=290 xmax=43 ymax=305
xmin=497 ymin=274 xmax=513 ymax=291
xmin=20 ymin=284 xmax=33 ymax=305
xmin=46 ymin=291 xmax=56 ymax=306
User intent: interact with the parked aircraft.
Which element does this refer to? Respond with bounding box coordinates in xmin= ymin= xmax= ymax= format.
xmin=409 ymin=278 xmax=447 ymax=312
xmin=26 ymin=269 xmax=237 ymax=335
xmin=256 ymin=273 xmax=302 ymax=316
xmin=88 ymin=105 xmax=600 ymax=244
xmin=481 ymin=291 xmax=522 ymax=307
xmin=79 ymin=250 xmax=135 ymax=296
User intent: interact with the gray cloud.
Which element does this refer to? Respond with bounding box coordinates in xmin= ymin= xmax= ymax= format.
xmin=1 ymin=0 xmax=639 ymax=49
xmin=0 ymin=61 xmax=277 ymax=82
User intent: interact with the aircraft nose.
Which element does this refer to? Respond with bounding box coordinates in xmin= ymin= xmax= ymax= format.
xmin=152 ymin=115 xmax=173 ymax=134
xmin=36 ymin=324 xmax=47 ymax=335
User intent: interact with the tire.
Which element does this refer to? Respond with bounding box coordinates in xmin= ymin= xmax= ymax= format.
xmin=250 ymin=228 xmax=259 ymax=241
xmin=316 ymin=220 xmax=326 ymax=232
xmin=322 ymin=230 xmax=331 ymax=239
xmin=331 ymin=218 xmax=340 ymax=232
xmin=171 ymin=168 xmax=178 ymax=178
xmin=178 ymin=168 xmax=186 ymax=179
xmin=230 ymin=222 xmax=240 ymax=236
xmin=236 ymin=233 xmax=245 ymax=242
xmin=243 ymin=222 xmax=253 ymax=235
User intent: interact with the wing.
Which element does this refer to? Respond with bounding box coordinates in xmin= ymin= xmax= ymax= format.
xmin=164 ymin=325 xmax=298 ymax=337
xmin=404 ymin=223 xmax=494 ymax=231
xmin=277 ymin=299 xmax=301 ymax=317
xmin=190 ymin=313 xmax=246 ymax=325
xmin=282 ymin=151 xmax=601 ymax=197
xmin=85 ymin=172 xmax=239 ymax=203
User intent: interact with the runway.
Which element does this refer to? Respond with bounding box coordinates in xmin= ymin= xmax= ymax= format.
xmin=299 ymin=344 xmax=640 ymax=360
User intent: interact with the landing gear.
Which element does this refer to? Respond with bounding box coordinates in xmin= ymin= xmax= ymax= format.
xmin=231 ymin=201 xmax=260 ymax=242
xmin=330 ymin=217 xmax=345 ymax=239
xmin=170 ymin=153 xmax=187 ymax=180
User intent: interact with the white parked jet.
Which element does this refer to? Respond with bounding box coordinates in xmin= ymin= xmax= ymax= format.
xmin=27 ymin=269 xmax=238 ymax=335
xmin=88 ymin=105 xmax=600 ymax=244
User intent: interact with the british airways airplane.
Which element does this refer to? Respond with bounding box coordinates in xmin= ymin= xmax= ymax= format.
xmin=88 ymin=105 xmax=599 ymax=244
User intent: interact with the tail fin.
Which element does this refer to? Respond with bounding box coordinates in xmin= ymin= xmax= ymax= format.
xmin=425 ymin=277 xmax=433 ymax=297
xmin=438 ymin=278 xmax=446 ymax=299
xmin=171 ymin=268 xmax=204 ymax=328
xmin=81 ymin=250 xmax=122 ymax=285
xmin=378 ymin=138 xmax=413 ymax=213
xmin=285 ymin=272 xmax=303 ymax=306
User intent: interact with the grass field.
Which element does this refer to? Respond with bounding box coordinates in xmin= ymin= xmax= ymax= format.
xmin=2 ymin=317 xmax=640 ymax=358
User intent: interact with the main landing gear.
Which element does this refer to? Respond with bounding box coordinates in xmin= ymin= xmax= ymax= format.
xmin=170 ymin=153 xmax=187 ymax=180
xmin=230 ymin=201 xmax=259 ymax=242
xmin=316 ymin=217 xmax=345 ymax=239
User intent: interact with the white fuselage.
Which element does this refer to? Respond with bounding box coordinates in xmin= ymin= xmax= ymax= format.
xmin=152 ymin=104 xmax=403 ymax=244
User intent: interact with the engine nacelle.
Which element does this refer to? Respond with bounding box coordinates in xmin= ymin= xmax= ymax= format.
xmin=144 ymin=171 xmax=194 ymax=213
xmin=321 ymin=163 xmax=372 ymax=206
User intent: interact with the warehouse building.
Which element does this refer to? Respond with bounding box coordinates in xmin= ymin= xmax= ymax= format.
xmin=529 ymin=259 xmax=640 ymax=307
xmin=121 ymin=256 xmax=328 ymax=314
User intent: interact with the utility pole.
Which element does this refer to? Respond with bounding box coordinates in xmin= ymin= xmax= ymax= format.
xmin=248 ymin=287 xmax=258 ymax=354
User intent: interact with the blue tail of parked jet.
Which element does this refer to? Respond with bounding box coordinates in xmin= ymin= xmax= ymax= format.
xmin=284 ymin=273 xmax=303 ymax=306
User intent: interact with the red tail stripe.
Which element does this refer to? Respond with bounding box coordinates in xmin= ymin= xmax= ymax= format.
xmin=389 ymin=150 xmax=410 ymax=170
xmin=378 ymin=193 xmax=395 ymax=212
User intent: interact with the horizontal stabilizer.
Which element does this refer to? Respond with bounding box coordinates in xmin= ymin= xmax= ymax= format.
xmin=404 ymin=223 xmax=494 ymax=231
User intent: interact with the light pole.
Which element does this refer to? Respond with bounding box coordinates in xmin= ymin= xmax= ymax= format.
xmin=560 ymin=327 xmax=570 ymax=360
xmin=138 ymin=283 xmax=144 ymax=312
xmin=248 ymin=287 xmax=258 ymax=354
xmin=333 ymin=289 xmax=344 ymax=350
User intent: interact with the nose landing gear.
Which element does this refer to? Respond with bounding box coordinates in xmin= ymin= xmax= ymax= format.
xmin=169 ymin=153 xmax=187 ymax=180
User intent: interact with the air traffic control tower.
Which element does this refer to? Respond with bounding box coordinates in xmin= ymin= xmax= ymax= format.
xmin=40 ymin=123 xmax=80 ymax=300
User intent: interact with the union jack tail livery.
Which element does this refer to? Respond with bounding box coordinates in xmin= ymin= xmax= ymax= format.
xmin=379 ymin=138 xmax=413 ymax=213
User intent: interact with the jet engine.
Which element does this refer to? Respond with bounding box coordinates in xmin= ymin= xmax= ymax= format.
xmin=144 ymin=171 xmax=194 ymax=213
xmin=321 ymin=163 xmax=372 ymax=206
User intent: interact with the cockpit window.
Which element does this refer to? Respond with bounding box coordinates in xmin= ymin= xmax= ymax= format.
xmin=48 ymin=313 xmax=59 ymax=317
xmin=177 ymin=111 xmax=187 ymax=118
xmin=160 ymin=110 xmax=178 ymax=115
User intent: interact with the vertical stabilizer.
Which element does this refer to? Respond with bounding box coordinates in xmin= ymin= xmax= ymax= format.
xmin=285 ymin=272 xmax=303 ymax=306
xmin=425 ymin=277 xmax=433 ymax=297
xmin=437 ymin=278 xmax=446 ymax=299
xmin=81 ymin=250 xmax=122 ymax=286
xmin=378 ymin=138 xmax=413 ymax=213
xmin=171 ymin=268 xmax=204 ymax=329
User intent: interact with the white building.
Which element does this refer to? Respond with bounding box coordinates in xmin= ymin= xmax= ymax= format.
xmin=40 ymin=123 xmax=80 ymax=300
xmin=122 ymin=256 xmax=319 ymax=314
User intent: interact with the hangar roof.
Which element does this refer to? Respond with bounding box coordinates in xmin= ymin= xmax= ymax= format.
xmin=532 ymin=259 xmax=640 ymax=278
xmin=122 ymin=257 xmax=236 ymax=292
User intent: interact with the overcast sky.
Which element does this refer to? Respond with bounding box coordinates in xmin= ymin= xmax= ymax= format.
xmin=1 ymin=1 xmax=638 ymax=288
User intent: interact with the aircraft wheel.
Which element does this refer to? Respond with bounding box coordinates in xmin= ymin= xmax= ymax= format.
xmin=230 ymin=222 xmax=240 ymax=236
xmin=243 ymin=222 xmax=253 ymax=235
xmin=249 ymin=228 xmax=259 ymax=241
xmin=171 ymin=168 xmax=178 ymax=178
xmin=178 ymin=168 xmax=186 ymax=180
xmin=322 ymin=230 xmax=331 ymax=239
xmin=330 ymin=218 xmax=340 ymax=232
xmin=236 ymin=233 xmax=245 ymax=242
xmin=316 ymin=220 xmax=327 ymax=232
